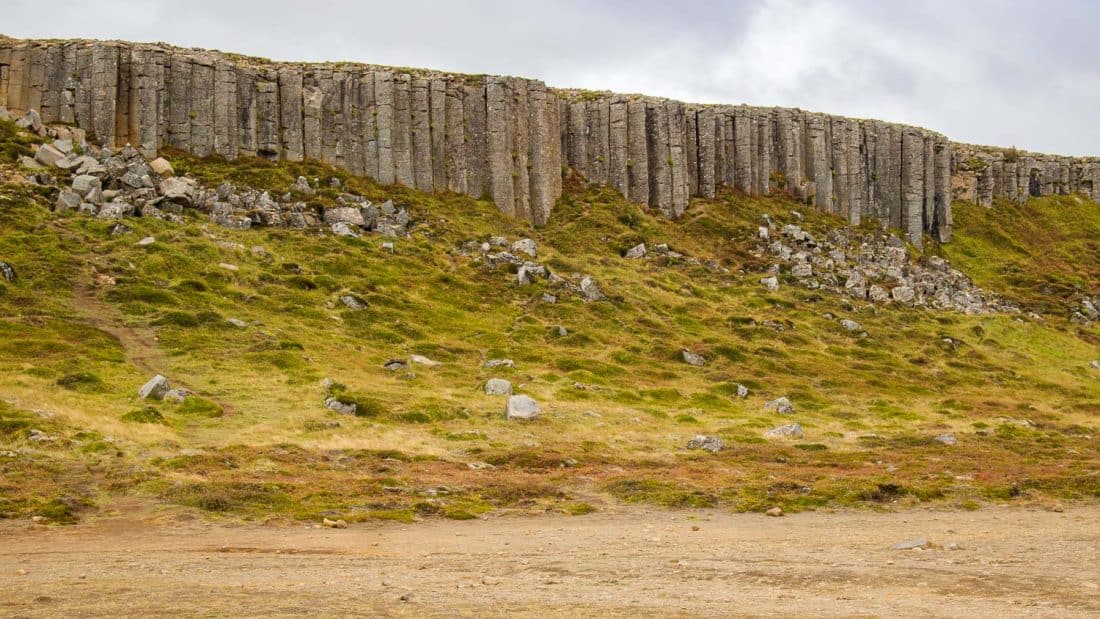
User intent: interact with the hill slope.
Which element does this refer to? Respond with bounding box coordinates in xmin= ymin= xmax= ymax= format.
xmin=0 ymin=117 xmax=1097 ymax=524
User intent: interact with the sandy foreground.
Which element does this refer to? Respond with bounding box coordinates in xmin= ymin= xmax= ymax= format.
xmin=1 ymin=504 xmax=1097 ymax=618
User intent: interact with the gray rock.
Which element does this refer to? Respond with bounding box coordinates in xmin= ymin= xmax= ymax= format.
xmin=291 ymin=176 xmax=314 ymax=195
xmin=52 ymin=139 xmax=74 ymax=154
xmin=136 ymin=236 xmax=155 ymax=246
xmin=323 ymin=206 xmax=365 ymax=227
xmin=1090 ymin=360 xmax=1100 ymax=370
xmin=541 ymin=293 xmax=557 ymax=304
xmin=34 ymin=144 xmax=66 ymax=167
xmin=97 ymin=202 xmax=135 ymax=219
xmin=227 ymin=318 xmax=248 ymax=328
xmin=505 ymin=394 xmax=541 ymax=420
xmin=20 ymin=155 xmax=44 ymax=170
xmin=554 ymin=325 xmax=569 ymax=337
xmin=510 ymin=238 xmax=537 ymax=258
xmin=579 ymin=276 xmax=606 ymax=302
xmin=484 ymin=378 xmax=513 ymax=396
xmin=517 ymin=263 xmax=548 ymax=285
xmin=839 ymin=319 xmax=862 ymax=332
xmin=758 ymin=226 xmax=770 ymax=240
xmin=625 ymin=243 xmax=647 ymax=259
xmin=868 ymin=285 xmax=890 ymax=303
xmin=934 ymin=433 xmax=958 ymax=445
xmin=891 ymin=538 xmax=928 ymax=550
xmin=159 ymin=177 xmax=195 ymax=206
xmin=760 ymin=276 xmax=779 ymax=291
xmin=149 ymin=157 xmax=174 ymax=177
xmin=108 ymin=223 xmax=131 ymax=236
xmin=409 ymin=354 xmax=441 ymax=367
xmin=0 ymin=261 xmax=15 ymax=282
xmin=686 ymin=435 xmax=724 ymax=453
xmin=483 ymin=359 xmax=514 ymax=369
xmin=764 ymin=423 xmax=803 ymax=438
xmin=384 ymin=359 xmax=408 ymax=371
xmin=163 ymin=388 xmax=189 ymax=404
xmin=340 ymin=295 xmax=366 ymax=310
xmin=15 ymin=109 xmax=44 ymax=134
xmin=71 ymin=174 xmax=101 ymax=194
xmin=324 ymin=396 xmax=357 ymax=415
xmin=488 ymin=236 xmax=508 ymax=247
xmin=332 ymin=222 xmax=360 ymax=238
xmin=55 ymin=190 xmax=82 ymax=211
xmin=381 ymin=242 xmax=395 ymax=253
xmin=791 ymin=263 xmax=813 ymax=278
xmin=891 ymin=286 xmax=916 ymax=304
xmin=681 ymin=350 xmax=706 ymax=367
xmin=736 ymin=384 xmax=749 ymax=398
xmin=138 ymin=374 xmax=171 ymax=400
xmin=764 ymin=397 xmax=795 ymax=414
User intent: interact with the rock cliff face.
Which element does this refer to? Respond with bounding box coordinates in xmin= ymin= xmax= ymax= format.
xmin=2 ymin=37 xmax=1097 ymax=244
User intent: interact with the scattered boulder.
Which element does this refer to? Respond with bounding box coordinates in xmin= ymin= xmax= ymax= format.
xmin=15 ymin=109 xmax=44 ymax=134
xmin=71 ymin=174 xmax=101 ymax=194
xmin=764 ymin=423 xmax=803 ymax=438
xmin=765 ymin=507 xmax=785 ymax=517
xmin=409 ymin=354 xmax=441 ymax=367
xmin=136 ymin=236 xmax=155 ymax=246
xmin=340 ymin=295 xmax=366 ymax=311
xmin=55 ymin=190 xmax=82 ymax=211
xmin=511 ymin=238 xmax=537 ymax=258
xmin=686 ymin=435 xmax=724 ymax=453
xmin=579 ymin=276 xmax=606 ymax=302
xmin=291 ymin=176 xmax=314 ymax=195
xmin=138 ymin=374 xmax=171 ymax=400
xmin=484 ymin=378 xmax=512 ymax=396
xmin=1091 ymin=360 xmax=1100 ymax=370
xmin=331 ymin=222 xmax=360 ymax=238
xmin=322 ymin=517 xmax=347 ymax=529
xmin=483 ymin=359 xmax=514 ymax=369
xmin=159 ymin=177 xmax=195 ymax=206
xmin=324 ymin=396 xmax=357 ymax=415
xmin=839 ymin=319 xmax=862 ymax=332
xmin=34 ymin=143 xmax=66 ymax=167
xmin=891 ymin=286 xmax=915 ymax=304
xmin=0 ymin=261 xmax=15 ymax=282
xmin=323 ymin=206 xmax=365 ymax=227
xmin=625 ymin=243 xmax=647 ymax=259
xmin=505 ymin=394 xmax=541 ymax=420
xmin=760 ymin=276 xmax=779 ymax=291
xmin=108 ymin=223 xmax=131 ymax=236
xmin=764 ymin=397 xmax=795 ymax=414
xmin=891 ymin=538 xmax=928 ymax=550
xmin=934 ymin=433 xmax=958 ymax=445
xmin=149 ymin=157 xmax=174 ymax=177
xmin=218 ymin=263 xmax=239 ymax=272
xmin=163 ymin=388 xmax=190 ymax=404
xmin=226 ymin=318 xmax=247 ymax=328
xmin=736 ymin=384 xmax=749 ymax=398
xmin=681 ymin=349 xmax=706 ymax=367
xmin=383 ymin=359 xmax=408 ymax=371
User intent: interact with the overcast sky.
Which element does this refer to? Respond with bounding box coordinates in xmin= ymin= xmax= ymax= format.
xmin=5 ymin=0 xmax=1097 ymax=155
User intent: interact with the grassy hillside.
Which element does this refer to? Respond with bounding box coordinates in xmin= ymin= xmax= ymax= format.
xmin=0 ymin=119 xmax=1097 ymax=524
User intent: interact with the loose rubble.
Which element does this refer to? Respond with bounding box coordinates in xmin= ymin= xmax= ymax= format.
xmin=20 ymin=127 xmax=410 ymax=238
xmin=754 ymin=219 xmax=1018 ymax=314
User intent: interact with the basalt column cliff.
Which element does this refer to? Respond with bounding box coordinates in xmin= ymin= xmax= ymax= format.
xmin=3 ymin=37 xmax=1099 ymax=243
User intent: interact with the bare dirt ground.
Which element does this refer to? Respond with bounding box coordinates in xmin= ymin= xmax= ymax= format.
xmin=1 ymin=503 xmax=1098 ymax=618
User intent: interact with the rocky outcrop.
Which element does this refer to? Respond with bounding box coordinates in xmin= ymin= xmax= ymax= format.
xmin=1 ymin=36 xmax=1095 ymax=243
xmin=951 ymin=143 xmax=1100 ymax=208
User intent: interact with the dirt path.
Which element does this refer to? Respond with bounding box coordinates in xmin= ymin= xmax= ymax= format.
xmin=71 ymin=278 xmax=235 ymax=415
xmin=1 ymin=505 xmax=1097 ymax=617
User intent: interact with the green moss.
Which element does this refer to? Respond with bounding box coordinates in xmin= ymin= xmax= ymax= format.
xmin=121 ymin=406 xmax=166 ymax=424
